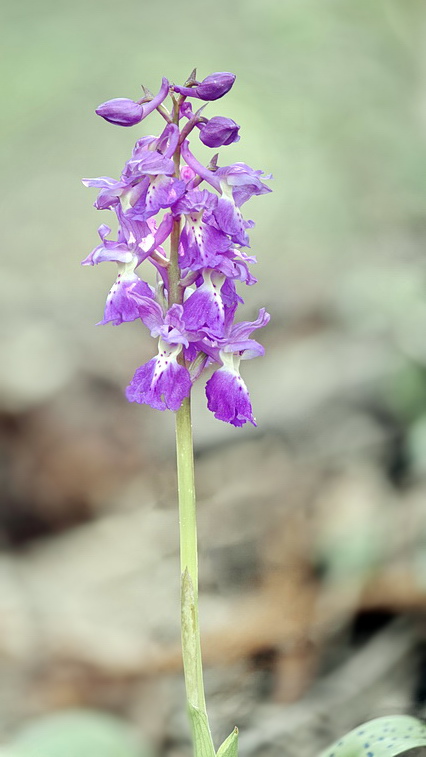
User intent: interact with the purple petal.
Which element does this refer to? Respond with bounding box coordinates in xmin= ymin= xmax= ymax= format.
xmin=82 ymin=176 xmax=118 ymax=189
xmin=126 ymin=290 xmax=164 ymax=335
xmin=229 ymin=308 xmax=270 ymax=342
xmin=160 ymin=304 xmax=189 ymax=346
xmin=82 ymin=176 xmax=126 ymax=210
xmin=179 ymin=220 xmax=232 ymax=270
xmin=95 ymin=98 xmax=144 ymax=127
xmin=223 ymin=339 xmax=265 ymax=360
xmin=216 ymin=163 xmax=272 ymax=206
xmin=172 ymin=188 xmax=217 ymax=215
xmin=140 ymin=77 xmax=170 ymax=119
xmin=199 ymin=116 xmax=240 ymax=147
xmin=180 ymin=141 xmax=221 ymax=192
xmin=174 ymin=72 xmax=236 ymax=101
xmin=205 ymin=367 xmax=256 ymax=426
xmin=146 ymin=176 xmax=186 ymax=216
xmin=100 ymin=277 xmax=153 ymax=326
xmin=213 ymin=196 xmax=250 ymax=246
xmin=81 ymin=224 xmax=133 ymax=266
xmin=126 ymin=346 xmax=191 ymax=411
xmin=126 ymin=176 xmax=185 ymax=221
xmin=124 ymin=152 xmax=175 ymax=179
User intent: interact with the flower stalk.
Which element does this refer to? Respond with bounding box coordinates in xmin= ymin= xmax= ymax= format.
xmin=176 ymin=397 xmax=210 ymax=717
xmin=83 ymin=69 xmax=271 ymax=757
xmin=170 ymin=118 xmax=212 ymax=751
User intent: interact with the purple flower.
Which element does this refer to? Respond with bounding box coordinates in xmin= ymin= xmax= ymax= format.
xmin=180 ymin=142 xmax=271 ymax=206
xmin=202 ymin=309 xmax=270 ymax=425
xmin=95 ymin=98 xmax=144 ymax=127
xmin=199 ymin=117 xmax=240 ymax=147
xmin=199 ymin=308 xmax=270 ymax=364
xmin=179 ymin=215 xmax=231 ymax=271
xmin=81 ymin=218 xmax=169 ymax=325
xmin=123 ymin=124 xmax=179 ymax=180
xmin=82 ymin=223 xmax=134 ymax=266
xmin=180 ymin=143 xmax=269 ymax=245
xmin=174 ymin=189 xmax=232 ymax=270
xmin=212 ymin=195 xmax=251 ymax=246
xmin=82 ymin=176 xmax=127 ymax=211
xmin=126 ymin=341 xmax=192 ymax=411
xmin=180 ymin=101 xmax=194 ymax=120
xmin=128 ymin=175 xmax=186 ymax=221
xmin=101 ymin=276 xmax=154 ymax=326
xmin=205 ymin=354 xmax=255 ymax=427
xmin=173 ymin=72 xmax=236 ymax=101
xmin=84 ymin=71 xmax=272 ymax=426
xmin=127 ymin=289 xmax=189 ymax=346
xmin=222 ymin=308 xmax=270 ymax=357
xmin=81 ymin=215 xmax=155 ymax=268
xmin=84 ymin=125 xmax=185 ymax=217
xmin=216 ymin=163 xmax=272 ymax=207
xmin=96 ymin=77 xmax=169 ymax=126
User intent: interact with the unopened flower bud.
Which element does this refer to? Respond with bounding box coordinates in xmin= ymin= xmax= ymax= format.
xmin=199 ymin=116 xmax=240 ymax=147
xmin=173 ymin=72 xmax=236 ymax=101
xmin=95 ymin=98 xmax=144 ymax=126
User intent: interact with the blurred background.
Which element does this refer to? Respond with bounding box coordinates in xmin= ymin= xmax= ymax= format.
xmin=1 ymin=0 xmax=426 ymax=755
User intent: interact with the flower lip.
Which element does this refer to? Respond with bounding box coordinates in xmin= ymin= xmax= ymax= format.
xmin=126 ymin=342 xmax=192 ymax=411
xmin=205 ymin=362 xmax=256 ymax=427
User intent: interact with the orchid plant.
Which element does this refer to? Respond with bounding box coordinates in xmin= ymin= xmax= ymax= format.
xmin=83 ymin=69 xmax=270 ymax=757
xmin=83 ymin=71 xmax=426 ymax=757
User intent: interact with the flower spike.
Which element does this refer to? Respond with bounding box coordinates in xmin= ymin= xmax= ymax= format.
xmin=84 ymin=70 xmax=271 ymax=424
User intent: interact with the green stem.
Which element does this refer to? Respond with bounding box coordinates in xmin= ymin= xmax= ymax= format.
xmin=176 ymin=397 xmax=207 ymax=713
xmin=168 ymin=102 xmax=214 ymax=755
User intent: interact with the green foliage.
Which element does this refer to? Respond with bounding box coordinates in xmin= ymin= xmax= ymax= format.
xmin=216 ymin=728 xmax=238 ymax=757
xmin=319 ymin=715 xmax=426 ymax=757
xmin=187 ymin=704 xmax=216 ymax=757
xmin=8 ymin=709 xmax=147 ymax=757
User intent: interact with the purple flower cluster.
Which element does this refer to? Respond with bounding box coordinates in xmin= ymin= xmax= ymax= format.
xmin=83 ymin=71 xmax=271 ymax=427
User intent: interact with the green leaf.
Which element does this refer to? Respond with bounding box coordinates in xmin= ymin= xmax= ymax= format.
xmin=187 ymin=703 xmax=215 ymax=757
xmin=9 ymin=709 xmax=148 ymax=757
xmin=181 ymin=568 xmax=200 ymax=708
xmin=319 ymin=715 xmax=426 ymax=757
xmin=216 ymin=727 xmax=238 ymax=757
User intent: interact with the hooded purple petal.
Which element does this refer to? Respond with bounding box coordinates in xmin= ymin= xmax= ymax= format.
xmin=128 ymin=175 xmax=186 ymax=221
xmin=95 ymin=98 xmax=144 ymax=127
xmin=216 ymin=163 xmax=272 ymax=206
xmin=95 ymin=78 xmax=169 ymax=127
xmin=199 ymin=117 xmax=240 ymax=147
xmin=174 ymin=72 xmax=236 ymax=101
xmin=172 ymin=188 xmax=217 ymax=215
xmin=213 ymin=196 xmax=250 ymax=246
